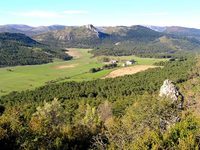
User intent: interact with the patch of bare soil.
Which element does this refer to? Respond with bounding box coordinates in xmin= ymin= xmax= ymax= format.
xmin=55 ymin=64 xmax=77 ymax=69
xmin=65 ymin=48 xmax=81 ymax=58
xmin=103 ymin=65 xmax=158 ymax=78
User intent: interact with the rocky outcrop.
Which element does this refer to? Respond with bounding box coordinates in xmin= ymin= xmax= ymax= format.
xmin=85 ymin=24 xmax=99 ymax=33
xmin=85 ymin=24 xmax=110 ymax=39
xmin=159 ymin=79 xmax=183 ymax=108
xmin=159 ymin=79 xmax=179 ymax=101
xmin=159 ymin=79 xmax=184 ymax=130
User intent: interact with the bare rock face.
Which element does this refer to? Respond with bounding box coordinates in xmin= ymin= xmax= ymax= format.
xmin=85 ymin=24 xmax=110 ymax=39
xmin=159 ymin=79 xmax=180 ymax=102
xmin=85 ymin=24 xmax=99 ymax=33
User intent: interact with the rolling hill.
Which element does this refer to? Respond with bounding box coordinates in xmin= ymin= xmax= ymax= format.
xmin=33 ymin=24 xmax=165 ymax=49
xmin=34 ymin=25 xmax=162 ymax=44
xmin=103 ymin=25 xmax=163 ymax=40
xmin=1 ymin=24 xmax=200 ymax=58
xmin=0 ymin=32 xmax=72 ymax=67
xmin=147 ymin=25 xmax=200 ymax=40
xmin=34 ymin=24 xmax=110 ymax=47
xmin=33 ymin=24 xmax=200 ymax=57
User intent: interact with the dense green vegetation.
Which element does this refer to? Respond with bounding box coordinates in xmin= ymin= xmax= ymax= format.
xmin=0 ymin=55 xmax=193 ymax=105
xmin=0 ymin=54 xmax=198 ymax=149
xmin=1 ymin=25 xmax=200 ymax=149
xmin=91 ymin=35 xmax=200 ymax=57
xmin=34 ymin=25 xmax=200 ymax=58
xmin=0 ymin=48 xmax=165 ymax=96
xmin=0 ymin=32 xmax=72 ymax=67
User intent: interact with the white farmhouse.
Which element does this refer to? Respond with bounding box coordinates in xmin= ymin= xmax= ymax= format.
xmin=110 ymin=60 xmax=118 ymax=64
xmin=125 ymin=60 xmax=133 ymax=65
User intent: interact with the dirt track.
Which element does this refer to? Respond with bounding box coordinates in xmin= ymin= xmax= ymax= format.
xmin=103 ymin=65 xmax=158 ymax=78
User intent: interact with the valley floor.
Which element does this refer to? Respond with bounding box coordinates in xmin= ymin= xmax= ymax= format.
xmin=0 ymin=48 xmax=166 ymax=96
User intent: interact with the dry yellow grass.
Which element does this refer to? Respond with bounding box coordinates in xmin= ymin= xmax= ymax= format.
xmin=54 ymin=64 xmax=77 ymax=69
xmin=103 ymin=65 xmax=158 ymax=78
xmin=65 ymin=48 xmax=82 ymax=58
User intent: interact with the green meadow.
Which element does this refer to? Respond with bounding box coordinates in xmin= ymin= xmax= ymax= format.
xmin=0 ymin=48 xmax=167 ymax=96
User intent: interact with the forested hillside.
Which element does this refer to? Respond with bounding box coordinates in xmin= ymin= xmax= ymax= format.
xmin=34 ymin=25 xmax=200 ymax=57
xmin=2 ymin=25 xmax=200 ymax=58
xmin=164 ymin=26 xmax=200 ymax=39
xmin=91 ymin=35 xmax=200 ymax=57
xmin=0 ymin=33 xmax=72 ymax=67
xmin=1 ymin=54 xmax=200 ymax=149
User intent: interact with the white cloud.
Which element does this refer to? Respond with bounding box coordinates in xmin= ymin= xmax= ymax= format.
xmin=63 ymin=10 xmax=88 ymax=14
xmin=10 ymin=10 xmax=88 ymax=18
xmin=11 ymin=11 xmax=62 ymax=18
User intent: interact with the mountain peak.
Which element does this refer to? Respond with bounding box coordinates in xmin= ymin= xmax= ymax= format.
xmin=85 ymin=24 xmax=99 ymax=32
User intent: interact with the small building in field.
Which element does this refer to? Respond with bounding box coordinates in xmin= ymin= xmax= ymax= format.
xmin=123 ymin=60 xmax=136 ymax=67
xmin=126 ymin=61 xmax=133 ymax=65
xmin=110 ymin=60 xmax=118 ymax=64
xmin=126 ymin=60 xmax=136 ymax=65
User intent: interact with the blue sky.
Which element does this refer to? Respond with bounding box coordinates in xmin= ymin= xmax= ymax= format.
xmin=1 ymin=0 xmax=200 ymax=28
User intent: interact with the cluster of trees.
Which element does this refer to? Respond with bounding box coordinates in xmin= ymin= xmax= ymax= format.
xmin=89 ymin=63 xmax=118 ymax=73
xmin=102 ymin=63 xmax=117 ymax=69
xmin=89 ymin=67 xmax=102 ymax=73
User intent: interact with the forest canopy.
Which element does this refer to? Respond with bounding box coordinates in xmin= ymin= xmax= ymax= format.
xmin=0 ymin=32 xmax=72 ymax=67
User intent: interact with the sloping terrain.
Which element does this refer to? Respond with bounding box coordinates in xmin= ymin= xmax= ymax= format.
xmin=34 ymin=24 xmax=110 ymax=47
xmin=147 ymin=25 xmax=200 ymax=41
xmin=1 ymin=24 xmax=200 ymax=57
xmin=34 ymin=25 xmax=162 ymax=45
xmin=0 ymin=32 xmax=72 ymax=67
xmin=34 ymin=25 xmax=200 ymax=57
xmin=164 ymin=26 xmax=200 ymax=37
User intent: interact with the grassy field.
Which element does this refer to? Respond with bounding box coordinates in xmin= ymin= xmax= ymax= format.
xmin=97 ymin=55 xmax=167 ymax=65
xmin=0 ymin=48 xmax=167 ymax=96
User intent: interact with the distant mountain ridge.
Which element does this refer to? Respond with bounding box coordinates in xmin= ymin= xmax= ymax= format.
xmin=34 ymin=24 xmax=163 ymax=46
xmin=146 ymin=25 xmax=200 ymax=40
xmin=0 ymin=24 xmax=66 ymax=36
xmin=1 ymin=24 xmax=200 ymax=57
xmin=1 ymin=24 xmax=200 ymax=39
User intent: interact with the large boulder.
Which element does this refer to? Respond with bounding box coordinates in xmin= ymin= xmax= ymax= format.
xmin=159 ymin=79 xmax=179 ymax=102
xmin=159 ymin=79 xmax=183 ymax=109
